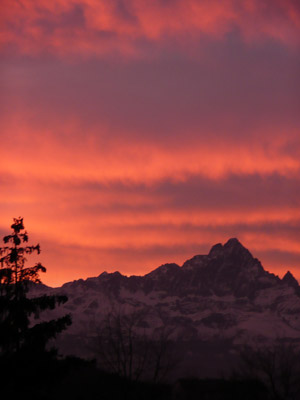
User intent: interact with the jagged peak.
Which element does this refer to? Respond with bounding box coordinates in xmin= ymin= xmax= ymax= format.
xmin=224 ymin=238 xmax=253 ymax=257
xmin=100 ymin=271 xmax=122 ymax=277
xmin=208 ymin=238 xmax=252 ymax=258
xmin=224 ymin=238 xmax=245 ymax=250
xmin=282 ymin=270 xmax=299 ymax=288
xmin=284 ymin=270 xmax=293 ymax=278
xmin=182 ymin=254 xmax=206 ymax=269
xmin=61 ymin=278 xmax=85 ymax=289
xmin=146 ymin=263 xmax=180 ymax=277
xmin=208 ymin=243 xmax=223 ymax=257
xmin=183 ymin=238 xmax=256 ymax=272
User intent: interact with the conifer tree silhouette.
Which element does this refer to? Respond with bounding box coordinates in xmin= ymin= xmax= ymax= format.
xmin=0 ymin=217 xmax=71 ymax=357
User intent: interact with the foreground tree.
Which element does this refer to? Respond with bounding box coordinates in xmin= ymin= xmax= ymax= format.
xmin=234 ymin=340 xmax=300 ymax=400
xmin=95 ymin=308 xmax=178 ymax=382
xmin=0 ymin=217 xmax=71 ymax=357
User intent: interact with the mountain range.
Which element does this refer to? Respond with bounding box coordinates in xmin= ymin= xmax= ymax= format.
xmin=32 ymin=238 xmax=300 ymax=376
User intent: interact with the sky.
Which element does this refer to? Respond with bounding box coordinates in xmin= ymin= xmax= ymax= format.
xmin=0 ymin=0 xmax=300 ymax=287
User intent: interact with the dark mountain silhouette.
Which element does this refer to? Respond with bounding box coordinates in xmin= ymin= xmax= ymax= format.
xmin=282 ymin=270 xmax=299 ymax=289
xmin=56 ymin=238 xmax=294 ymax=298
xmin=32 ymin=238 xmax=300 ymax=376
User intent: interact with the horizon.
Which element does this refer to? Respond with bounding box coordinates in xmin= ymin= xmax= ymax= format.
xmin=41 ymin=237 xmax=296 ymax=289
xmin=1 ymin=0 xmax=300 ymax=287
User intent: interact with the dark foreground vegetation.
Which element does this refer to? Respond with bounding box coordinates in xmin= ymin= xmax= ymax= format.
xmin=0 ymin=350 xmax=269 ymax=400
xmin=1 ymin=218 xmax=300 ymax=399
xmin=0 ymin=352 xmax=171 ymax=400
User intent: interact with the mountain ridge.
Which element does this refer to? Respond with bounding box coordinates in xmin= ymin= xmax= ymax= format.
xmin=51 ymin=238 xmax=297 ymax=302
xmin=53 ymin=238 xmax=296 ymax=290
xmin=31 ymin=238 xmax=300 ymax=364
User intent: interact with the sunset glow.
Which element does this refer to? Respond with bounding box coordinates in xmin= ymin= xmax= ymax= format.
xmin=1 ymin=0 xmax=299 ymax=286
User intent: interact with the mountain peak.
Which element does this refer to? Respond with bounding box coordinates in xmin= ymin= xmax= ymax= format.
xmin=282 ymin=270 xmax=299 ymax=288
xmin=224 ymin=238 xmax=253 ymax=258
xmin=146 ymin=263 xmax=181 ymax=278
xmin=224 ymin=237 xmax=245 ymax=250
xmin=208 ymin=238 xmax=252 ymax=259
xmin=208 ymin=243 xmax=223 ymax=257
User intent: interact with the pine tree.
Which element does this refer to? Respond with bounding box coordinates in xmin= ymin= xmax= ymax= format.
xmin=0 ymin=217 xmax=71 ymax=357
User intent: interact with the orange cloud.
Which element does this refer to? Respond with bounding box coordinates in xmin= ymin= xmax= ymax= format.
xmin=1 ymin=0 xmax=299 ymax=56
xmin=1 ymin=120 xmax=299 ymax=184
xmin=1 ymin=164 xmax=299 ymax=287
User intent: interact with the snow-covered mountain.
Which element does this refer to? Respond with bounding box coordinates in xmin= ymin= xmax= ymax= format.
xmin=32 ymin=238 xmax=300 ymax=364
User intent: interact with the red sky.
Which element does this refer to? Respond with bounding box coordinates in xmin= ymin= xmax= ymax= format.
xmin=1 ymin=0 xmax=300 ymax=287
